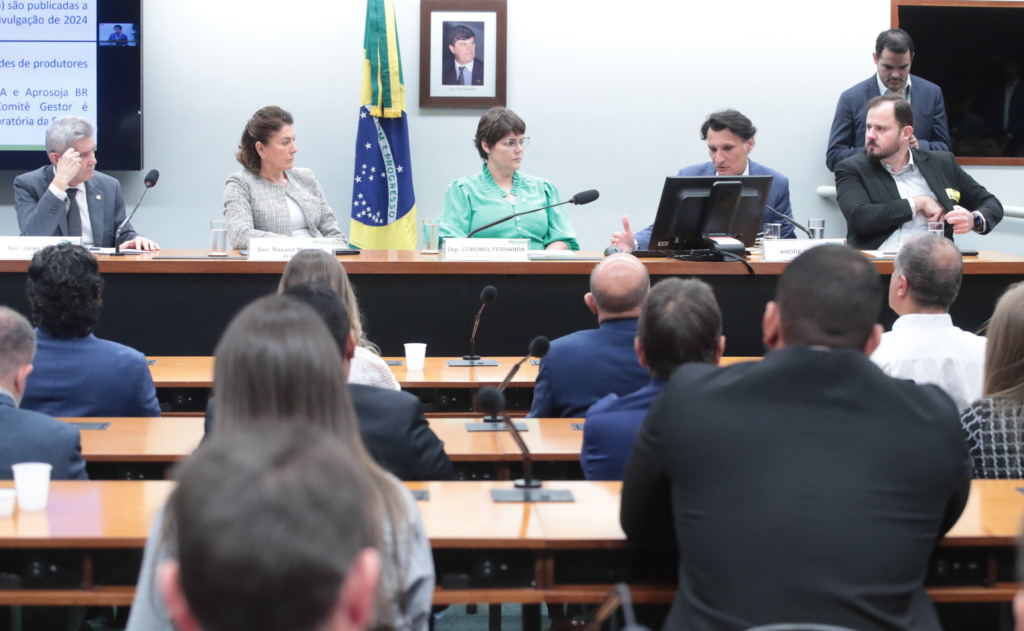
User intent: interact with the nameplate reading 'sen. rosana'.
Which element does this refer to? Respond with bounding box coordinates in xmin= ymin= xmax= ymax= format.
xmin=247 ymin=237 xmax=334 ymax=262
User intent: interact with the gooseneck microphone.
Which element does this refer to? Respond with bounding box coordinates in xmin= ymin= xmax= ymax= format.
xmin=497 ymin=336 xmax=549 ymax=393
xmin=466 ymin=189 xmax=599 ymax=238
xmin=112 ymin=169 xmax=159 ymax=256
xmin=450 ymin=286 xmax=499 ymax=367
xmin=765 ymin=203 xmax=811 ymax=238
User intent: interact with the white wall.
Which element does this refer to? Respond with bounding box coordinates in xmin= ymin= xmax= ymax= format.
xmin=0 ymin=0 xmax=1021 ymax=255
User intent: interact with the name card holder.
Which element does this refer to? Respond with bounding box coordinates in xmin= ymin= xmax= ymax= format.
xmin=444 ymin=238 xmax=529 ymax=262
xmin=247 ymin=238 xmax=333 ymax=261
xmin=0 ymin=236 xmax=82 ymax=260
xmin=762 ymin=238 xmax=845 ymax=262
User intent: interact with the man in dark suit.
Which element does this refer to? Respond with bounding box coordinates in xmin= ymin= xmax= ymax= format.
xmin=826 ymin=28 xmax=950 ymax=172
xmin=582 ymin=278 xmax=723 ymax=481
xmin=20 ymin=244 xmax=161 ymax=418
xmin=835 ymin=94 xmax=1002 ymax=250
xmin=205 ymin=283 xmax=455 ymax=481
xmin=14 ymin=116 xmax=158 ymax=250
xmin=0 ymin=307 xmax=87 ymax=480
xmin=621 ymin=245 xmax=971 ymax=631
xmin=528 ymin=253 xmax=651 ymax=418
xmin=440 ymin=24 xmax=484 ymax=86
xmin=612 ymin=110 xmax=797 ymax=250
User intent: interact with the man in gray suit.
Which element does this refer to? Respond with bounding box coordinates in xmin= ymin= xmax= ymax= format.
xmin=14 ymin=116 xmax=159 ymax=250
xmin=0 ymin=306 xmax=87 ymax=480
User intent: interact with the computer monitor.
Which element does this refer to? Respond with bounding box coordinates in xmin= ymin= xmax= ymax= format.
xmin=645 ymin=175 xmax=773 ymax=252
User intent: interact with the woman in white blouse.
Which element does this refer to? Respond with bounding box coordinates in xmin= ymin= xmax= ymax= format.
xmin=278 ymin=248 xmax=400 ymax=390
xmin=223 ymin=106 xmax=348 ymax=250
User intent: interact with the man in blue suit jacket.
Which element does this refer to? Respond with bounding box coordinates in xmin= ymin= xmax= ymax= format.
xmin=613 ymin=110 xmax=797 ymax=250
xmin=582 ymin=278 xmax=724 ymax=481
xmin=0 ymin=307 xmax=87 ymax=480
xmin=20 ymin=243 xmax=161 ymax=418
xmin=826 ymin=28 xmax=950 ymax=172
xmin=14 ymin=116 xmax=158 ymax=250
xmin=529 ymin=253 xmax=651 ymax=419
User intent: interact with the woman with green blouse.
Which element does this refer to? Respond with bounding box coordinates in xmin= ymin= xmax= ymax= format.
xmin=438 ymin=107 xmax=579 ymax=250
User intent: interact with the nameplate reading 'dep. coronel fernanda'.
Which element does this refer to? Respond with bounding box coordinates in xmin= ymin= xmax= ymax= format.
xmin=247 ymin=237 xmax=334 ymax=262
xmin=444 ymin=238 xmax=529 ymax=262
xmin=0 ymin=236 xmax=82 ymax=260
xmin=762 ymin=238 xmax=845 ymax=262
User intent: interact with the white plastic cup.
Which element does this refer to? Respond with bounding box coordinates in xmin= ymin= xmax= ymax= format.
xmin=0 ymin=489 xmax=16 ymax=518
xmin=404 ymin=343 xmax=427 ymax=371
xmin=12 ymin=463 xmax=52 ymax=511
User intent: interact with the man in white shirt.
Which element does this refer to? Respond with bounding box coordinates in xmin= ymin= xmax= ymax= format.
xmin=871 ymin=232 xmax=986 ymax=410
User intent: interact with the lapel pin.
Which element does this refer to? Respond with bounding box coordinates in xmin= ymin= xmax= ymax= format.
xmin=95 ymin=194 xmax=102 ymax=200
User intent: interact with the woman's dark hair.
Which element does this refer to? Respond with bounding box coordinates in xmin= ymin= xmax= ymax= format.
xmin=26 ymin=243 xmax=103 ymax=338
xmin=235 ymin=106 xmax=293 ymax=174
xmin=474 ymin=107 xmax=525 ymax=160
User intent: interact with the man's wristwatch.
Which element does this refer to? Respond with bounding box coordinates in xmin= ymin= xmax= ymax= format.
xmin=973 ymin=211 xmax=984 ymax=232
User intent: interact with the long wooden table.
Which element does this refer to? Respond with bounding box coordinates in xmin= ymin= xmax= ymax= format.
xmin=0 ymin=479 xmax=1017 ymax=609
xmin=3 ymin=250 xmax=1020 ymax=357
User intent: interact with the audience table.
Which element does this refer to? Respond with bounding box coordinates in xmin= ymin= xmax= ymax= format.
xmin=2 ymin=250 xmax=1020 ymax=358
xmin=0 ymin=479 xmax=1016 ymax=613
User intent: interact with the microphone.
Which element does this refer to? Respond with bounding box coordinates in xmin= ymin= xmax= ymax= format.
xmin=111 ymin=169 xmax=159 ymax=256
xmin=450 ymin=286 xmax=499 ymax=366
xmin=465 ymin=189 xmax=599 ymax=238
xmin=497 ymin=336 xmax=549 ymax=393
xmin=765 ymin=204 xmax=811 ymax=238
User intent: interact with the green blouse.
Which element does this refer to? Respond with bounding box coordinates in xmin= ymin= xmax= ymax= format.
xmin=438 ymin=164 xmax=579 ymax=250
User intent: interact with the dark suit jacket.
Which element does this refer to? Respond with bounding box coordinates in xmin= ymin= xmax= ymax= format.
xmin=621 ymin=346 xmax=971 ymax=631
xmin=635 ymin=159 xmax=796 ymax=248
xmin=581 ymin=379 xmax=664 ymax=481
xmin=20 ymin=330 xmax=161 ymax=418
xmin=834 ymin=148 xmax=1002 ymax=249
xmin=528 ymin=318 xmax=650 ymax=419
xmin=204 ymin=385 xmax=455 ymax=482
xmin=826 ymin=74 xmax=950 ymax=171
xmin=441 ymin=58 xmax=484 ymax=86
xmin=0 ymin=394 xmax=87 ymax=480
xmin=13 ymin=165 xmax=138 ymax=246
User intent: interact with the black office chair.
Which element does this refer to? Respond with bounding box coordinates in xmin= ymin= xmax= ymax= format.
xmin=744 ymin=625 xmax=860 ymax=631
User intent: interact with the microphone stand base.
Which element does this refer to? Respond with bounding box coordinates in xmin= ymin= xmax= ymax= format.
xmin=448 ymin=359 xmax=499 ymax=367
xmin=465 ymin=421 xmax=528 ymax=432
xmin=490 ymin=487 xmax=575 ymax=503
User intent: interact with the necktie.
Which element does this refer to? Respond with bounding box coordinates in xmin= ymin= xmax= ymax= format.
xmin=457 ymin=66 xmax=465 ymax=85
xmin=66 ymin=188 xmax=82 ymax=237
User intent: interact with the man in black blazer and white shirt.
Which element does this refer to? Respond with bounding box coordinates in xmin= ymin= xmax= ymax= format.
xmin=835 ymin=94 xmax=1002 ymax=250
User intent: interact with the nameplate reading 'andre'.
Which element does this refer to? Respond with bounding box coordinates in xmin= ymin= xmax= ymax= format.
xmin=248 ymin=238 xmax=333 ymax=262
xmin=444 ymin=238 xmax=529 ymax=262
xmin=762 ymin=238 xmax=845 ymax=262
xmin=0 ymin=236 xmax=82 ymax=260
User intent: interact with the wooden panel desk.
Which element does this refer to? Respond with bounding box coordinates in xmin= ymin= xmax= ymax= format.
xmin=0 ymin=479 xmax=1017 ymax=610
xmin=65 ymin=418 xmax=204 ymax=464
xmin=3 ymin=250 xmax=1020 ymax=357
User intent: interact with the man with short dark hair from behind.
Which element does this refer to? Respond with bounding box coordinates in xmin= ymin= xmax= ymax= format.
xmin=20 ymin=243 xmax=161 ymax=417
xmin=871 ymin=232 xmax=986 ymax=410
xmin=158 ymin=429 xmax=381 ymax=631
xmin=826 ymin=28 xmax=950 ymax=171
xmin=529 ymin=253 xmax=651 ymax=419
xmin=621 ymin=244 xmax=970 ymax=630
xmin=581 ymin=278 xmax=724 ymax=480
xmin=0 ymin=306 xmax=87 ymax=480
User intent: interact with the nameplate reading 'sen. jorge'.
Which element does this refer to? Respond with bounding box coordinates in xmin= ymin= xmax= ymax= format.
xmin=247 ymin=237 xmax=333 ymax=262
xmin=0 ymin=236 xmax=82 ymax=260
xmin=444 ymin=238 xmax=529 ymax=262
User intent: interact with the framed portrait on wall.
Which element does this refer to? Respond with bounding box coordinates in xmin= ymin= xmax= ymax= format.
xmin=419 ymin=0 xmax=507 ymax=108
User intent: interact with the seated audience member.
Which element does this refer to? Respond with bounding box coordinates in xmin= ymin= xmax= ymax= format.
xmin=871 ymin=233 xmax=986 ymax=410
xmin=159 ymin=430 xmax=381 ymax=631
xmin=128 ymin=295 xmax=434 ymax=631
xmin=826 ymin=28 xmax=950 ymax=172
xmin=207 ymin=283 xmax=454 ymax=481
xmin=20 ymin=244 xmax=160 ymax=417
xmin=612 ymin=109 xmax=797 ymax=250
xmin=278 ymin=248 xmax=398 ymax=390
xmin=621 ymin=245 xmax=970 ymax=630
xmin=961 ymin=282 xmax=1024 ymax=478
xmin=223 ymin=106 xmax=348 ymax=250
xmin=582 ymin=278 xmax=723 ymax=481
xmin=529 ymin=253 xmax=651 ymax=418
xmin=0 ymin=307 xmax=86 ymax=480
xmin=835 ymin=94 xmax=1002 ymax=250
xmin=14 ymin=115 xmax=159 ymax=250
